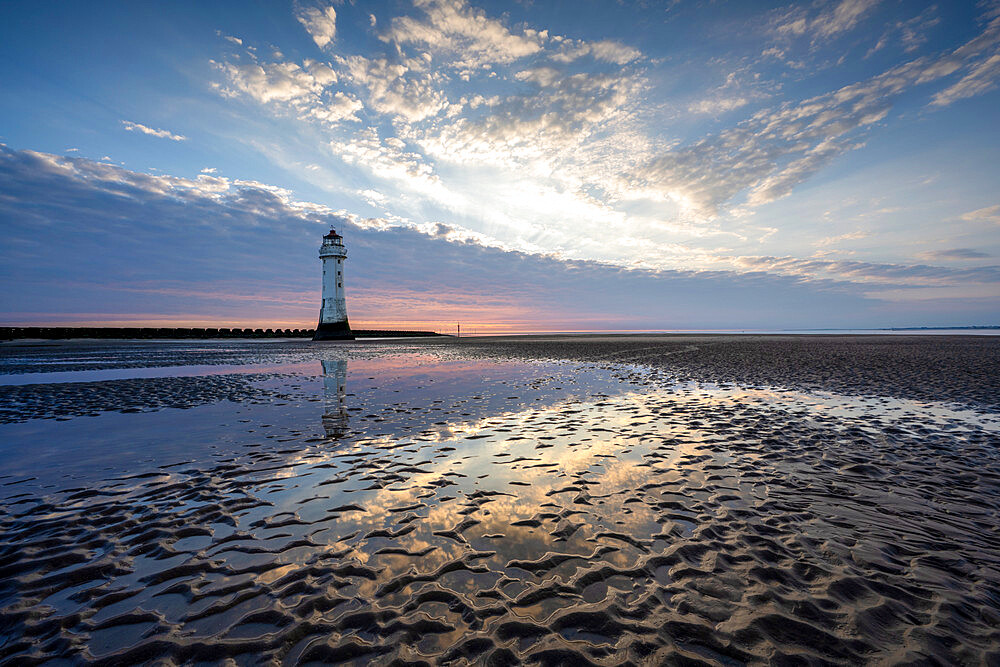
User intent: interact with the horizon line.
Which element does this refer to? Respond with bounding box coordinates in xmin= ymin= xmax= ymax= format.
xmin=3 ymin=324 xmax=999 ymax=335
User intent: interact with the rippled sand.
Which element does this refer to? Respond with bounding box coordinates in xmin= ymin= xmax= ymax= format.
xmin=1 ymin=338 xmax=999 ymax=664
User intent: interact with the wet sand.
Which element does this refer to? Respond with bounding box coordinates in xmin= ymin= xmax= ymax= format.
xmin=1 ymin=336 xmax=999 ymax=664
xmin=440 ymin=334 xmax=1000 ymax=410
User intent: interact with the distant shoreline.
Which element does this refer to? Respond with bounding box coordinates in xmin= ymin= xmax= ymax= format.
xmin=456 ymin=327 xmax=1000 ymax=337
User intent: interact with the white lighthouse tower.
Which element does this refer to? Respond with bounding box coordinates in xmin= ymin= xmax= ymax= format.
xmin=313 ymin=228 xmax=354 ymax=340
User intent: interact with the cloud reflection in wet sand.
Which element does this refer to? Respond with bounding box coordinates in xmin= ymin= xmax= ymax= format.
xmin=1 ymin=350 xmax=999 ymax=664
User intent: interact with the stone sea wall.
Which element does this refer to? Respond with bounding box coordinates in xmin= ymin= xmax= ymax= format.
xmin=0 ymin=327 xmax=444 ymax=340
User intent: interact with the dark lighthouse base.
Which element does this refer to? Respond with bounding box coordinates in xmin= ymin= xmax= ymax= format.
xmin=313 ymin=320 xmax=355 ymax=341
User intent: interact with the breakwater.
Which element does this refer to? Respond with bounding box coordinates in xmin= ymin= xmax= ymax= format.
xmin=1 ymin=327 xmax=444 ymax=340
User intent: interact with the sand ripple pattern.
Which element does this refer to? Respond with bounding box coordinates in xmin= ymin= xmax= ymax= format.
xmin=2 ymin=388 xmax=1000 ymax=664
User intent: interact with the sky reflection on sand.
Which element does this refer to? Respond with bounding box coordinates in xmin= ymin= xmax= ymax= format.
xmin=1 ymin=343 xmax=999 ymax=664
xmin=0 ymin=349 xmax=632 ymax=494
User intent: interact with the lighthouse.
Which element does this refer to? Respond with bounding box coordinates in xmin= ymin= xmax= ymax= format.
xmin=313 ymin=228 xmax=354 ymax=340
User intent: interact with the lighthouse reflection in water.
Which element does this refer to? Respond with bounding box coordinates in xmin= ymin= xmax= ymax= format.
xmin=321 ymin=359 xmax=349 ymax=438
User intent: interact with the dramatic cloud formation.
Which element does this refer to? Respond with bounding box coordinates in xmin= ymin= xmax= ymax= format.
xmin=634 ymin=8 xmax=1000 ymax=216
xmin=1 ymin=145 xmax=996 ymax=329
xmin=1 ymin=1 xmax=998 ymax=328
xmin=205 ymin=0 xmax=1000 ymax=273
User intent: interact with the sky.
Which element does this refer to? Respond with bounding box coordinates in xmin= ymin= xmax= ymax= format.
xmin=1 ymin=0 xmax=998 ymax=332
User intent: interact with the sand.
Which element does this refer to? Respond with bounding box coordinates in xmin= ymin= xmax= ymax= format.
xmin=0 ymin=336 xmax=998 ymax=664
xmin=436 ymin=334 xmax=1000 ymax=410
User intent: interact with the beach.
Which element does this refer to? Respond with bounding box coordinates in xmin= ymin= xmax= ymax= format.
xmin=1 ymin=335 xmax=998 ymax=664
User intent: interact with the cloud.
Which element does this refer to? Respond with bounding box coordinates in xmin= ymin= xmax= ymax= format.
xmin=812 ymin=0 xmax=880 ymax=38
xmin=359 ymin=189 xmax=387 ymax=206
xmin=685 ymin=68 xmax=769 ymax=117
xmin=302 ymin=91 xmax=364 ymax=124
xmin=815 ymin=230 xmax=868 ymax=247
xmin=425 ymin=69 xmax=644 ymax=168
xmin=215 ymin=55 xmax=362 ymax=124
xmin=961 ymin=204 xmax=1000 ymax=224
xmin=734 ymin=255 xmax=1000 ymax=287
xmin=746 ymin=138 xmax=851 ymax=207
xmin=514 ymin=66 xmax=562 ymax=87
xmin=216 ymin=30 xmax=243 ymax=46
xmin=337 ymin=54 xmax=448 ymax=121
xmin=385 ymin=0 xmax=544 ymax=69
xmin=216 ymin=59 xmax=337 ymax=104
xmin=898 ymin=6 xmax=941 ymax=53
xmin=775 ymin=0 xmax=881 ymax=41
xmin=297 ymin=5 xmax=337 ymax=49
xmin=330 ymin=126 xmax=442 ymax=196
xmin=931 ymin=53 xmax=1000 ymax=105
xmin=865 ymin=6 xmax=940 ymax=57
xmin=627 ymin=10 xmax=1000 ymax=217
xmin=588 ymin=40 xmax=642 ymax=65
xmin=687 ymin=96 xmax=749 ymax=115
xmin=917 ymin=248 xmax=992 ymax=261
xmin=121 ymin=121 xmax=186 ymax=141
xmin=551 ymin=39 xmax=642 ymax=65
xmin=928 ymin=4 xmax=1000 ymax=106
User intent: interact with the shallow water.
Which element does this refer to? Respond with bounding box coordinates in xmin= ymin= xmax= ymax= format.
xmin=0 ymin=349 xmax=630 ymax=493
xmin=1 ymin=340 xmax=999 ymax=664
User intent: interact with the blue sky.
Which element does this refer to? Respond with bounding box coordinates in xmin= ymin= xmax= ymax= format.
xmin=1 ymin=0 xmax=998 ymax=331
